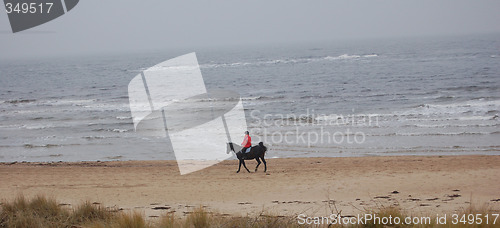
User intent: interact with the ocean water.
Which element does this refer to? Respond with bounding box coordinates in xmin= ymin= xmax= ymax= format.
xmin=1 ymin=34 xmax=499 ymax=162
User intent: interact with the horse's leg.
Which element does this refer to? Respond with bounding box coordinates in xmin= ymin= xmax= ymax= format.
xmin=261 ymin=156 xmax=267 ymax=172
xmin=242 ymin=160 xmax=251 ymax=173
xmin=237 ymin=159 xmax=242 ymax=173
xmin=255 ymin=157 xmax=261 ymax=172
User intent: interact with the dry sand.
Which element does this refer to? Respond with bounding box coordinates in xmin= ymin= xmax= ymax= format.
xmin=1 ymin=155 xmax=499 ymax=219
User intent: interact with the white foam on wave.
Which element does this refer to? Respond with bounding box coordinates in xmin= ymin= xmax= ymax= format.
xmin=325 ymin=54 xmax=361 ymax=60
xmin=21 ymin=124 xmax=55 ymax=130
xmin=396 ymin=132 xmax=492 ymax=136
xmin=199 ymin=54 xmax=378 ymax=69
xmin=396 ymin=100 xmax=500 ymax=117
xmin=23 ymin=143 xmax=62 ymax=148
xmin=112 ymin=129 xmax=128 ymax=133
xmin=407 ymin=123 xmax=499 ymax=128
xmin=241 ymin=95 xmax=285 ymax=101
xmin=324 ymin=54 xmax=378 ymax=61
xmin=201 ymin=61 xmax=253 ymax=69
xmin=40 ymin=99 xmax=97 ymax=106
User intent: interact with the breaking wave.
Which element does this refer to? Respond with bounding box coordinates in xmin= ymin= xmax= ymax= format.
xmin=199 ymin=54 xmax=378 ymax=69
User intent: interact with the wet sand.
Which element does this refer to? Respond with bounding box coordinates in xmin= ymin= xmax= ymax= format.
xmin=1 ymin=155 xmax=499 ymax=219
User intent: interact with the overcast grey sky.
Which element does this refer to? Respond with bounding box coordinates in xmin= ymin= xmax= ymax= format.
xmin=1 ymin=0 xmax=500 ymax=59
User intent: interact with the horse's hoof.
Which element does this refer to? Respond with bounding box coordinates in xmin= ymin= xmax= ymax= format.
xmin=236 ymin=171 xmax=240 ymax=173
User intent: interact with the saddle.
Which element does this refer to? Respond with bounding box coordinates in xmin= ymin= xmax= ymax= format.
xmin=240 ymin=147 xmax=252 ymax=154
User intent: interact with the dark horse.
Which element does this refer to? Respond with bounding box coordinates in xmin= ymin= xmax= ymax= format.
xmin=227 ymin=142 xmax=267 ymax=173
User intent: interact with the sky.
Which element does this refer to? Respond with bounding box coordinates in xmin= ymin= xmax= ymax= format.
xmin=1 ymin=0 xmax=500 ymax=59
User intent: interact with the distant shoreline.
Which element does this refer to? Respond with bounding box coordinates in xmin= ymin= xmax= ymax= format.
xmin=2 ymin=153 xmax=500 ymax=164
xmin=0 ymin=153 xmax=499 ymax=165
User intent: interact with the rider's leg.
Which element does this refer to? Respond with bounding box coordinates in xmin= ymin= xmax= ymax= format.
xmin=241 ymin=147 xmax=248 ymax=159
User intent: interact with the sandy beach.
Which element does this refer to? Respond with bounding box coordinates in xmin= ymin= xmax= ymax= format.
xmin=1 ymin=155 xmax=499 ymax=220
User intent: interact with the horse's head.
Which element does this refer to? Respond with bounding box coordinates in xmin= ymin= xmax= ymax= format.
xmin=226 ymin=142 xmax=233 ymax=154
xmin=226 ymin=142 xmax=242 ymax=154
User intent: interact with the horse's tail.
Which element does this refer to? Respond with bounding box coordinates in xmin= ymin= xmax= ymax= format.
xmin=258 ymin=142 xmax=267 ymax=156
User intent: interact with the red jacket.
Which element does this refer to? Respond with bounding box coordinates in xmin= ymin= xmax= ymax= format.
xmin=242 ymin=135 xmax=251 ymax=148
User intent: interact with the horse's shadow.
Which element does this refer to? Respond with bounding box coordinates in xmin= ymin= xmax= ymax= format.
xmin=227 ymin=142 xmax=267 ymax=173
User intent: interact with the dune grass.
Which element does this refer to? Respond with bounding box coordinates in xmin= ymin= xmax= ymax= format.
xmin=0 ymin=195 xmax=118 ymax=228
xmin=1 ymin=195 xmax=498 ymax=228
xmin=0 ymin=195 xmax=70 ymax=227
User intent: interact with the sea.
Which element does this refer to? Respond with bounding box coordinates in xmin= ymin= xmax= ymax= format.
xmin=1 ymin=34 xmax=499 ymax=162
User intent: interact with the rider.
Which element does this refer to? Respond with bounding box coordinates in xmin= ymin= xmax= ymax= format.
xmin=241 ymin=131 xmax=251 ymax=158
